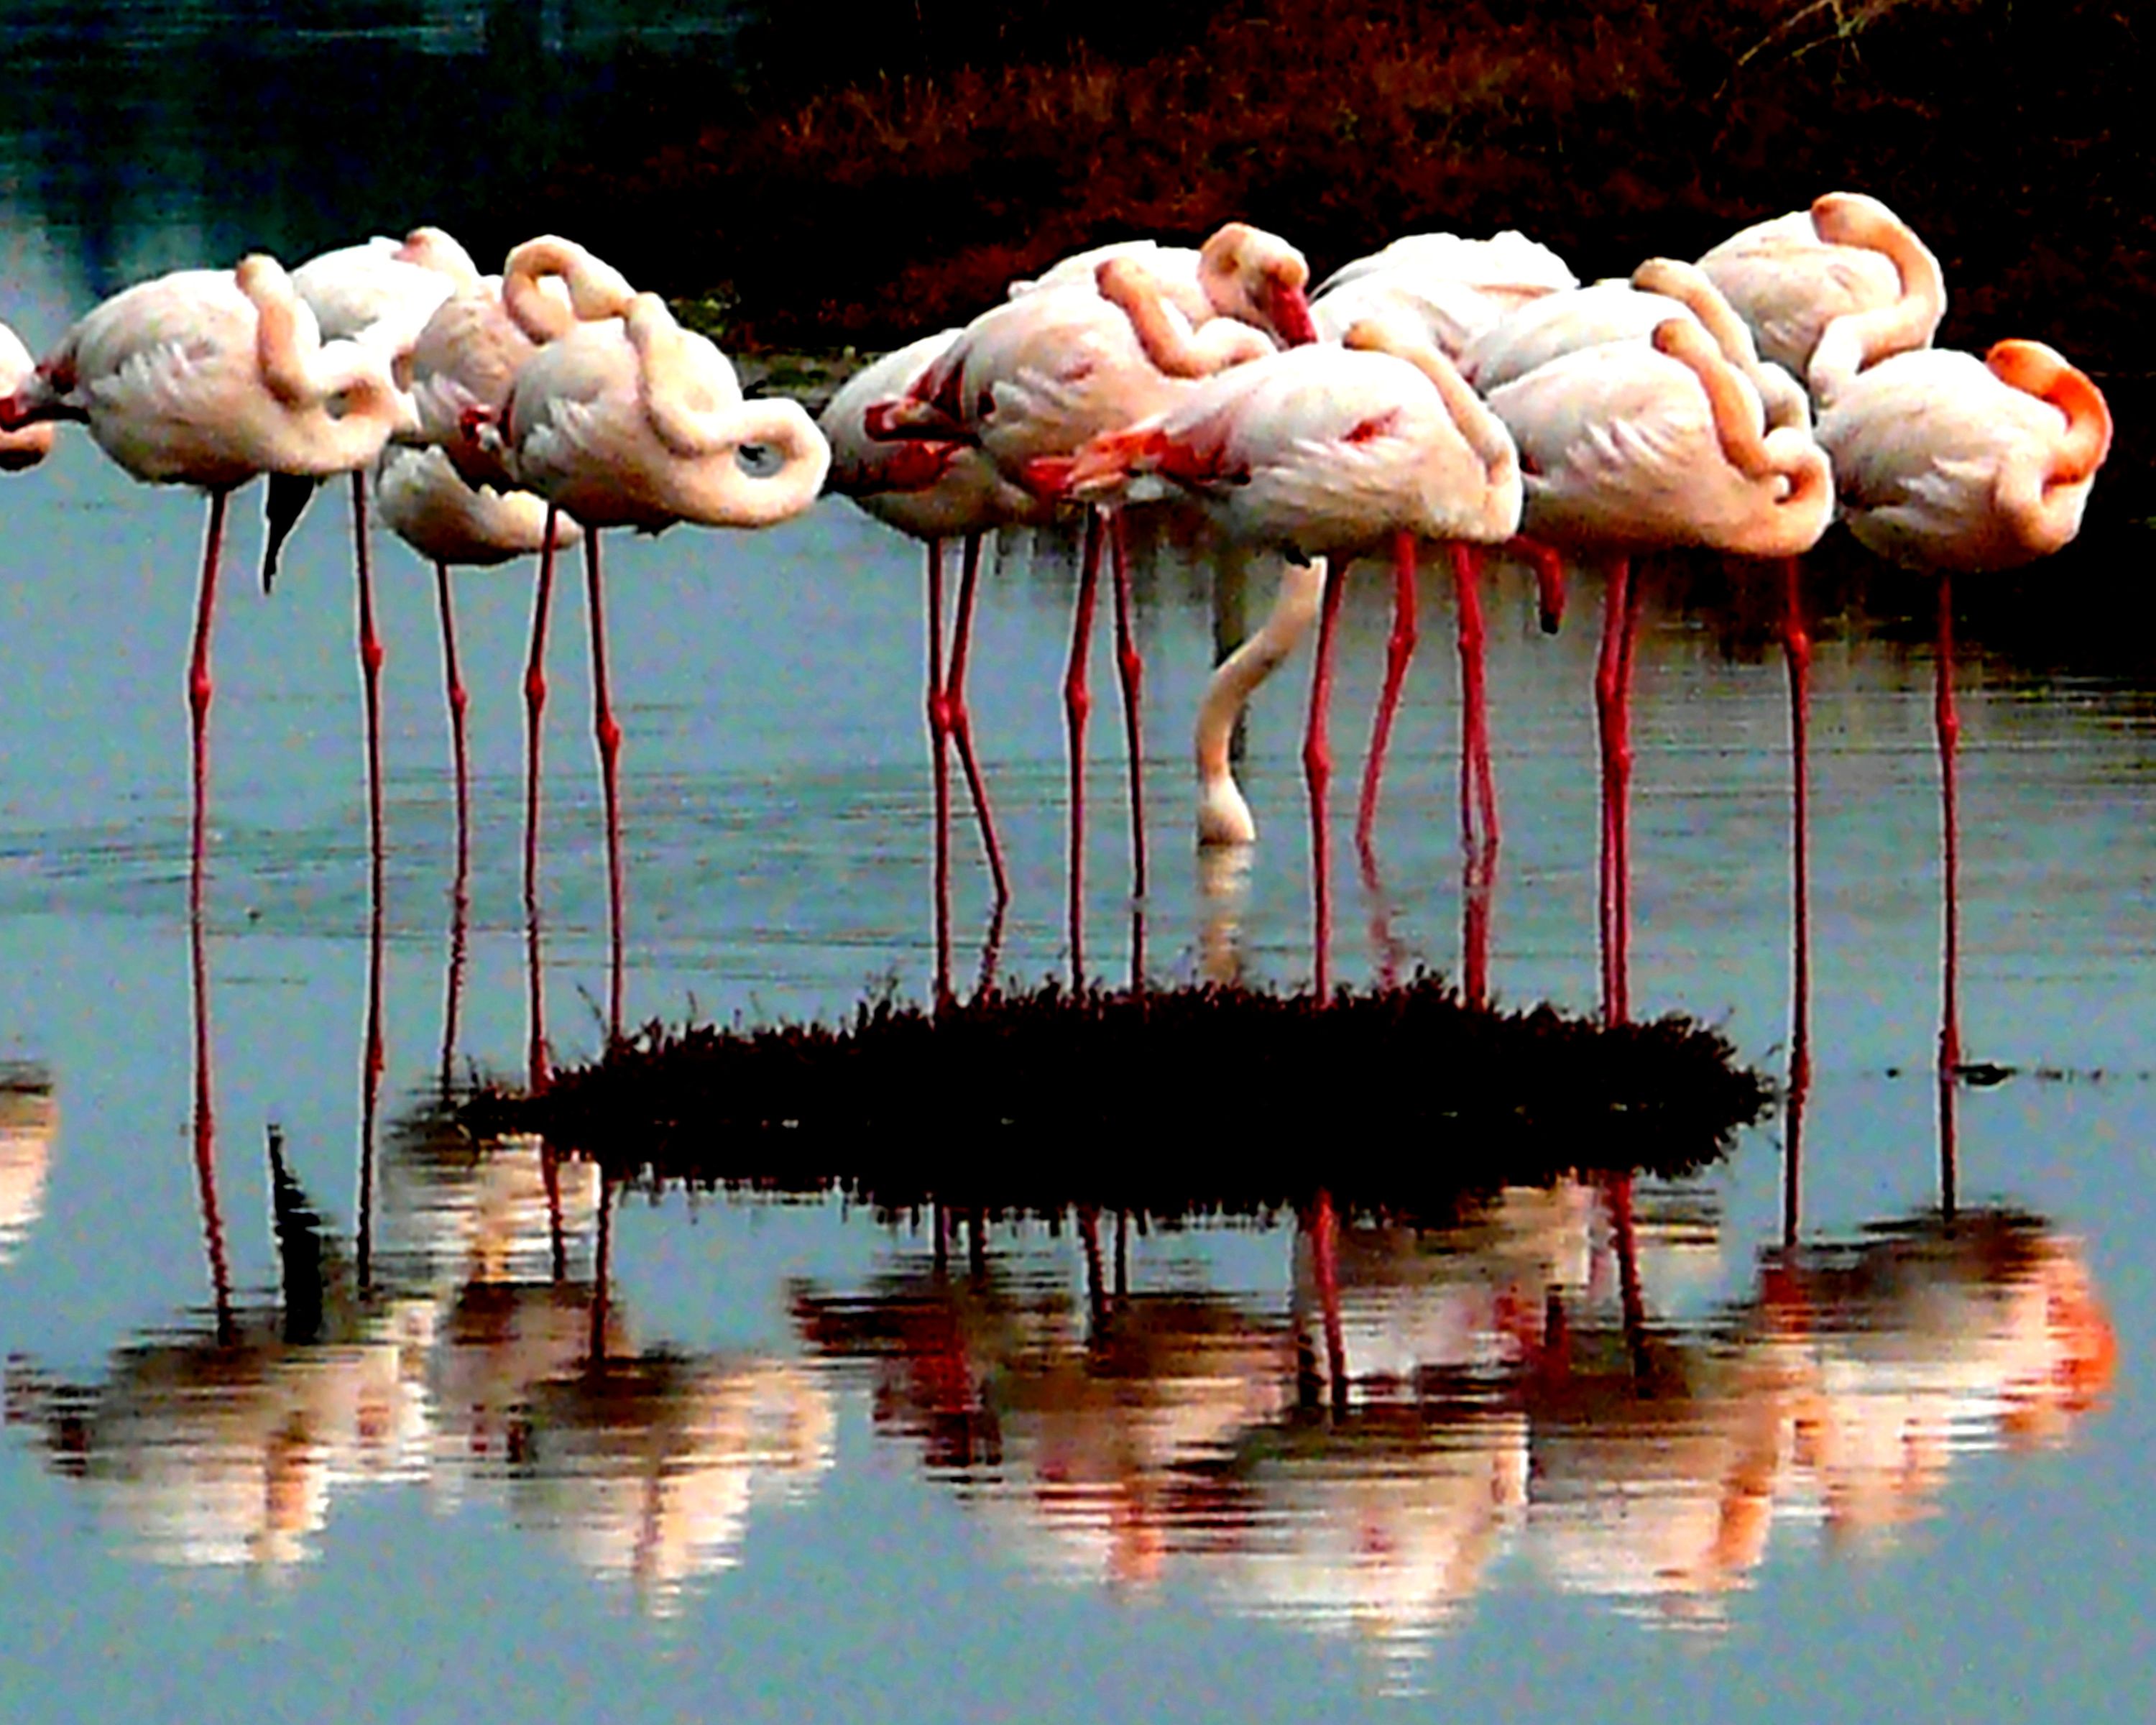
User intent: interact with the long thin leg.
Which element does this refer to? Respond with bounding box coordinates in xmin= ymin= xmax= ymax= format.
xmin=1304 ymin=559 xmax=1350 ymax=1000
xmin=1595 ymin=557 xmax=1637 ymax=1025
xmin=1782 ymin=556 xmax=1812 ymax=1248
xmin=523 ymin=512 xmax=559 ymax=918
xmin=188 ymin=489 xmax=230 ymax=906
xmin=1106 ymin=507 xmax=1147 ymax=901
xmin=1355 ymin=531 xmax=1419 ymax=859
xmin=925 ymin=538 xmax=954 ymax=1005
xmin=945 ymin=531 xmax=1010 ymax=906
xmin=1936 ymin=571 xmax=1961 ymax=1218
xmin=434 ymin=559 xmax=471 ymax=883
xmin=352 ymin=471 xmax=385 ymax=878
xmin=1462 ymin=827 xmax=1495 ymax=1011
xmin=358 ymin=799 xmax=385 ymax=1294
xmin=1453 ymin=541 xmax=1498 ymax=850
xmin=583 ymin=533 xmax=625 ymax=1042
xmin=1064 ymin=512 xmax=1104 ymax=983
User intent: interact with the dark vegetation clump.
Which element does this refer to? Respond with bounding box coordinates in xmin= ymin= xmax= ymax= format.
xmin=463 ymin=974 xmax=1775 ymax=1219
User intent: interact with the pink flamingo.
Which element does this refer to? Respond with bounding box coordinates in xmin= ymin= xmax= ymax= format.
xmin=0 ymin=321 xmax=56 ymax=471
xmin=1483 ymin=318 xmax=1835 ymax=1021
xmin=481 ymin=292 xmax=830 ymax=1050
xmin=0 ymin=257 xmax=410 ymax=906
xmin=1815 ymin=338 xmax=2111 ymax=1085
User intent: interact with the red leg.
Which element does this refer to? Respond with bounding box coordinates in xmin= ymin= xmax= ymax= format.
xmin=1595 ymin=556 xmax=1636 ymax=1025
xmin=925 ymin=538 xmax=954 ymax=1006
xmin=1107 ymin=507 xmax=1146 ymax=901
xmin=1310 ymin=1191 xmax=1348 ymax=1417
xmin=523 ymin=512 xmax=558 ymax=919
xmin=1782 ymin=556 xmax=1812 ymax=1244
xmin=1935 ymin=571 xmax=1962 ymax=1212
xmin=1452 ymin=541 xmax=1498 ymax=850
xmin=945 ymin=531 xmax=1010 ymax=906
xmin=582 ymin=532 xmax=625 ymax=1043
xmin=1064 ymin=512 xmax=1104 ymax=983
xmin=352 ymin=471 xmax=385 ymax=880
xmin=1355 ymin=533 xmax=1417 ymax=859
xmin=434 ymin=559 xmax=471 ymax=887
xmin=1304 ymin=558 xmax=1350 ymax=1000
xmin=1462 ymin=826 xmax=1495 ymax=1011
xmin=188 ymin=489 xmax=229 ymax=911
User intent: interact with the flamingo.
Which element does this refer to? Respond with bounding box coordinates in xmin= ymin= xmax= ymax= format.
xmin=1697 ymin=191 xmax=1946 ymax=405
xmin=1009 ymin=220 xmax=1324 ymax=352
xmin=1 ymin=321 xmax=55 ymax=471
xmin=0 ymin=256 xmax=411 ymax=902
xmin=1310 ymin=227 xmax=1579 ymax=356
xmin=1483 ymin=318 xmax=1835 ymax=1021
xmin=1053 ymin=320 xmax=1522 ymax=994
xmin=869 ymin=240 xmax=1317 ymax=967
xmin=821 ymin=332 xmax=1052 ymax=993
xmin=257 ymin=226 xmax=485 ymax=875
xmin=1814 ymin=338 xmax=2111 ymax=1082
xmin=480 ymin=290 xmax=831 ymax=1047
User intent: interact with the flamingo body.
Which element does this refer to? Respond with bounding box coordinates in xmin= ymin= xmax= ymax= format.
xmin=1312 ymin=229 xmax=1578 ymax=358
xmin=1815 ymin=341 xmax=2111 ymax=572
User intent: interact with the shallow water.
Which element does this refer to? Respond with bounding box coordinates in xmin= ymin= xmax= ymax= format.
xmin=4 ymin=141 xmax=2155 ymax=1725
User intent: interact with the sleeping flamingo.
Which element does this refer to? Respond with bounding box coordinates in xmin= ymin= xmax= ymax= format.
xmin=1697 ymin=191 xmax=1947 ymax=405
xmin=0 ymin=257 xmax=411 ymax=905
xmin=1483 ymin=318 xmax=1835 ymax=1021
xmin=1815 ymin=337 xmax=2111 ymax=1082
xmin=479 ymin=290 xmax=831 ymax=1046
xmin=1 ymin=321 xmax=55 ymax=471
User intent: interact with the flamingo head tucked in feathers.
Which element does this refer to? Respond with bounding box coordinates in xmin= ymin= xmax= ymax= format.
xmin=1197 ymin=221 xmax=1319 ymax=347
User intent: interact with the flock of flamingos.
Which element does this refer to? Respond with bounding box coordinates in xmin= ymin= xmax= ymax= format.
xmin=0 ymin=189 xmax=2115 ymax=1039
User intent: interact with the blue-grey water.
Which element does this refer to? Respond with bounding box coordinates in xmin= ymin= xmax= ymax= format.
xmin=4 ymin=25 xmax=2153 ymax=1720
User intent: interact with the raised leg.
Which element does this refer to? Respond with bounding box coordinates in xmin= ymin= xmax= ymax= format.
xmin=1355 ymin=533 xmax=1417 ymax=859
xmin=1064 ymin=512 xmax=1104 ymax=983
xmin=582 ymin=532 xmax=625 ymax=1043
xmin=1106 ymin=507 xmax=1147 ymax=901
xmin=945 ymin=531 xmax=1010 ymax=906
xmin=1513 ymin=533 xmax=1567 ymax=634
xmin=1304 ymin=558 xmax=1350 ymax=1000
xmin=352 ymin=472 xmax=386 ymax=880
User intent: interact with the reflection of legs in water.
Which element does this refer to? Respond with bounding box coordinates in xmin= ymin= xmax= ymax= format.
xmin=358 ymin=805 xmax=386 ymax=1292
xmin=589 ymin=1181 xmax=614 ymax=1362
xmin=1307 ymin=1190 xmax=1349 ymax=1419
xmin=189 ymin=896 xmax=233 ymax=1343
xmin=1356 ymin=842 xmax=1404 ymax=991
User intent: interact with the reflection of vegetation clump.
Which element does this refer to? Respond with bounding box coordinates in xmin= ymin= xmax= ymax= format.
xmin=555 ymin=0 xmax=2149 ymax=381
xmin=468 ymin=975 xmax=1775 ymax=1218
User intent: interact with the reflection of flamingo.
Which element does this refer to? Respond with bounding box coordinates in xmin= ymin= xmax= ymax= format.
xmin=1815 ymin=340 xmax=2111 ymax=1090
xmin=1056 ymin=321 xmax=1520 ymax=994
xmin=484 ymin=293 xmax=831 ymax=1044
xmin=1697 ymin=191 xmax=1947 ymax=403
xmin=0 ymin=321 xmax=55 ymax=469
xmin=1484 ymin=319 xmax=1835 ymax=1021
xmin=0 ymin=258 xmax=410 ymax=894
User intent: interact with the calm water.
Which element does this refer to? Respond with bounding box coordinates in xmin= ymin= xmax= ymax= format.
xmin=4 ymin=67 xmax=2154 ymax=1721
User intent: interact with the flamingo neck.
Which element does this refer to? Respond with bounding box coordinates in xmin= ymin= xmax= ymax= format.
xmin=1805 ymin=196 xmax=1947 ymax=404
xmin=502 ymin=236 xmax=635 ymax=344
xmin=1098 ymin=259 xmax=1273 ymax=378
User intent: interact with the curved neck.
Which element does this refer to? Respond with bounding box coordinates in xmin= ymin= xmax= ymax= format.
xmin=1805 ymin=199 xmax=1947 ymax=403
xmin=1632 ymin=257 xmax=1807 ymax=430
xmin=678 ymin=397 xmax=834 ymax=526
xmin=1345 ymin=321 xmax=1517 ymax=488
xmin=244 ymin=261 xmax=319 ymax=408
xmin=2009 ymin=353 xmax=2114 ymax=489
xmin=502 ymin=236 xmax=635 ymax=344
xmin=1098 ymin=259 xmax=1273 ymax=378
xmin=1195 ymin=557 xmax=1325 ymax=843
